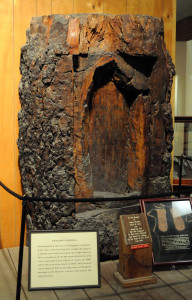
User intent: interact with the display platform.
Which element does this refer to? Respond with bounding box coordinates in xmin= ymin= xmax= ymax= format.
xmin=1 ymin=246 xmax=192 ymax=300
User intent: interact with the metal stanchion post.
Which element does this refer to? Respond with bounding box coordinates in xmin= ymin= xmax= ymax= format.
xmin=16 ymin=198 xmax=27 ymax=300
xmin=179 ymin=155 xmax=183 ymax=198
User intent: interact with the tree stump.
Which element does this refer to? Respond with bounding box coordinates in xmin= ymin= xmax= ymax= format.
xmin=18 ymin=14 xmax=175 ymax=258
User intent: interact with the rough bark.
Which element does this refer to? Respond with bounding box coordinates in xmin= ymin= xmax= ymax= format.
xmin=18 ymin=14 xmax=175 ymax=259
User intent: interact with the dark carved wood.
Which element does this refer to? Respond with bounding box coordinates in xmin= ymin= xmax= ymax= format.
xmin=114 ymin=214 xmax=157 ymax=287
xmin=18 ymin=14 xmax=175 ymax=258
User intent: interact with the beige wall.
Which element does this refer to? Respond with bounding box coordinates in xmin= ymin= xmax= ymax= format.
xmin=0 ymin=0 xmax=176 ymax=248
xmin=175 ymin=42 xmax=186 ymax=116
xmin=185 ymin=40 xmax=192 ymax=116
xmin=175 ymin=40 xmax=192 ymax=157
xmin=175 ymin=40 xmax=192 ymax=117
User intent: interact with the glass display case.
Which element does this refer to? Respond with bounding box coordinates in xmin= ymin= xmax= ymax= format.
xmin=173 ymin=117 xmax=192 ymax=188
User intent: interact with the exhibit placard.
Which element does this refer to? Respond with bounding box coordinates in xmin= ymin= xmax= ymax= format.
xmin=141 ymin=197 xmax=192 ymax=265
xmin=126 ymin=214 xmax=151 ymax=246
xmin=114 ymin=214 xmax=156 ymax=287
xmin=28 ymin=230 xmax=100 ymax=290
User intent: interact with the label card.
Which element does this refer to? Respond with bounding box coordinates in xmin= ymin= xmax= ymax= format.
xmin=29 ymin=230 xmax=100 ymax=290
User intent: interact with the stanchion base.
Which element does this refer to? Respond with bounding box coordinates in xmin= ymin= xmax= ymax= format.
xmin=113 ymin=272 xmax=157 ymax=288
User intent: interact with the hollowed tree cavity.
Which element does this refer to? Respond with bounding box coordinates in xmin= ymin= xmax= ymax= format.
xmin=18 ymin=14 xmax=175 ymax=258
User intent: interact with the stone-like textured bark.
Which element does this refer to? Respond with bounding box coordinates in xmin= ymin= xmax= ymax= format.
xmin=18 ymin=14 xmax=175 ymax=258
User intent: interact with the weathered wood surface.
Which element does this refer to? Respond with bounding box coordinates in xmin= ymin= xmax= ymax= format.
xmin=1 ymin=247 xmax=192 ymax=300
xmin=0 ymin=248 xmax=26 ymax=300
xmin=0 ymin=0 xmax=176 ymax=251
xmin=154 ymin=268 xmax=192 ymax=300
xmin=9 ymin=247 xmax=57 ymax=300
xmin=101 ymin=261 xmax=155 ymax=300
xmin=18 ymin=14 xmax=175 ymax=202
xmin=17 ymin=14 xmax=175 ymax=259
xmin=118 ymin=214 xmax=153 ymax=281
xmin=0 ymin=0 xmax=176 ymax=250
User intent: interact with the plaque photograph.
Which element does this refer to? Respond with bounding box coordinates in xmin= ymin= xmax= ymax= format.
xmin=141 ymin=198 xmax=192 ymax=265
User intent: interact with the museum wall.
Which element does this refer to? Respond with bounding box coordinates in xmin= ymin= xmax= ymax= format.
xmin=185 ymin=41 xmax=192 ymax=117
xmin=174 ymin=40 xmax=192 ymax=157
xmin=175 ymin=40 xmax=192 ymax=117
xmin=175 ymin=42 xmax=186 ymax=116
xmin=0 ymin=0 xmax=176 ymax=249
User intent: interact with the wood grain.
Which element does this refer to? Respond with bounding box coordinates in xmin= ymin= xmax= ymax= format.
xmin=3 ymin=247 xmax=191 ymax=300
xmin=139 ymin=0 xmax=154 ymax=16
xmin=126 ymin=0 xmax=140 ymax=14
xmin=178 ymin=267 xmax=192 ymax=281
xmin=9 ymin=246 xmax=58 ymax=300
xmin=0 ymin=0 xmax=16 ymax=248
xmin=52 ymin=0 xmax=74 ymax=14
xmin=162 ymin=0 xmax=176 ymax=60
xmin=151 ymin=0 xmax=163 ymax=18
xmin=37 ymin=0 xmax=52 ymax=16
xmin=119 ymin=215 xmax=153 ymax=281
xmin=142 ymin=275 xmax=184 ymax=300
xmin=103 ymin=0 xmax=126 ymax=14
xmin=89 ymin=81 xmax=129 ymax=193
xmin=155 ymin=269 xmax=192 ymax=300
xmin=101 ymin=261 xmax=154 ymax=300
xmin=85 ymin=276 xmax=121 ymax=299
xmin=55 ymin=288 xmax=89 ymax=300
xmin=0 ymin=248 xmax=26 ymax=299
xmin=74 ymin=0 xmax=104 ymax=14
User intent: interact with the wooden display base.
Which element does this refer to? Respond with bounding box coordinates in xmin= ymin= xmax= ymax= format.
xmin=115 ymin=214 xmax=157 ymax=288
xmin=113 ymin=272 xmax=157 ymax=288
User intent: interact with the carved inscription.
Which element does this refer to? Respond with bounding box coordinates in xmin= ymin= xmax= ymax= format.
xmin=127 ymin=215 xmax=149 ymax=244
xmin=118 ymin=214 xmax=154 ymax=282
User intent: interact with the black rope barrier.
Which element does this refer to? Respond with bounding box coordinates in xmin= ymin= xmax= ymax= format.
xmin=0 ymin=179 xmax=192 ymax=300
xmin=0 ymin=180 xmax=192 ymax=204
xmin=0 ymin=181 xmax=23 ymax=200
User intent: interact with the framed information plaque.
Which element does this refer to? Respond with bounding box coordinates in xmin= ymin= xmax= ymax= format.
xmin=29 ymin=230 xmax=100 ymax=290
xmin=141 ymin=198 xmax=192 ymax=265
